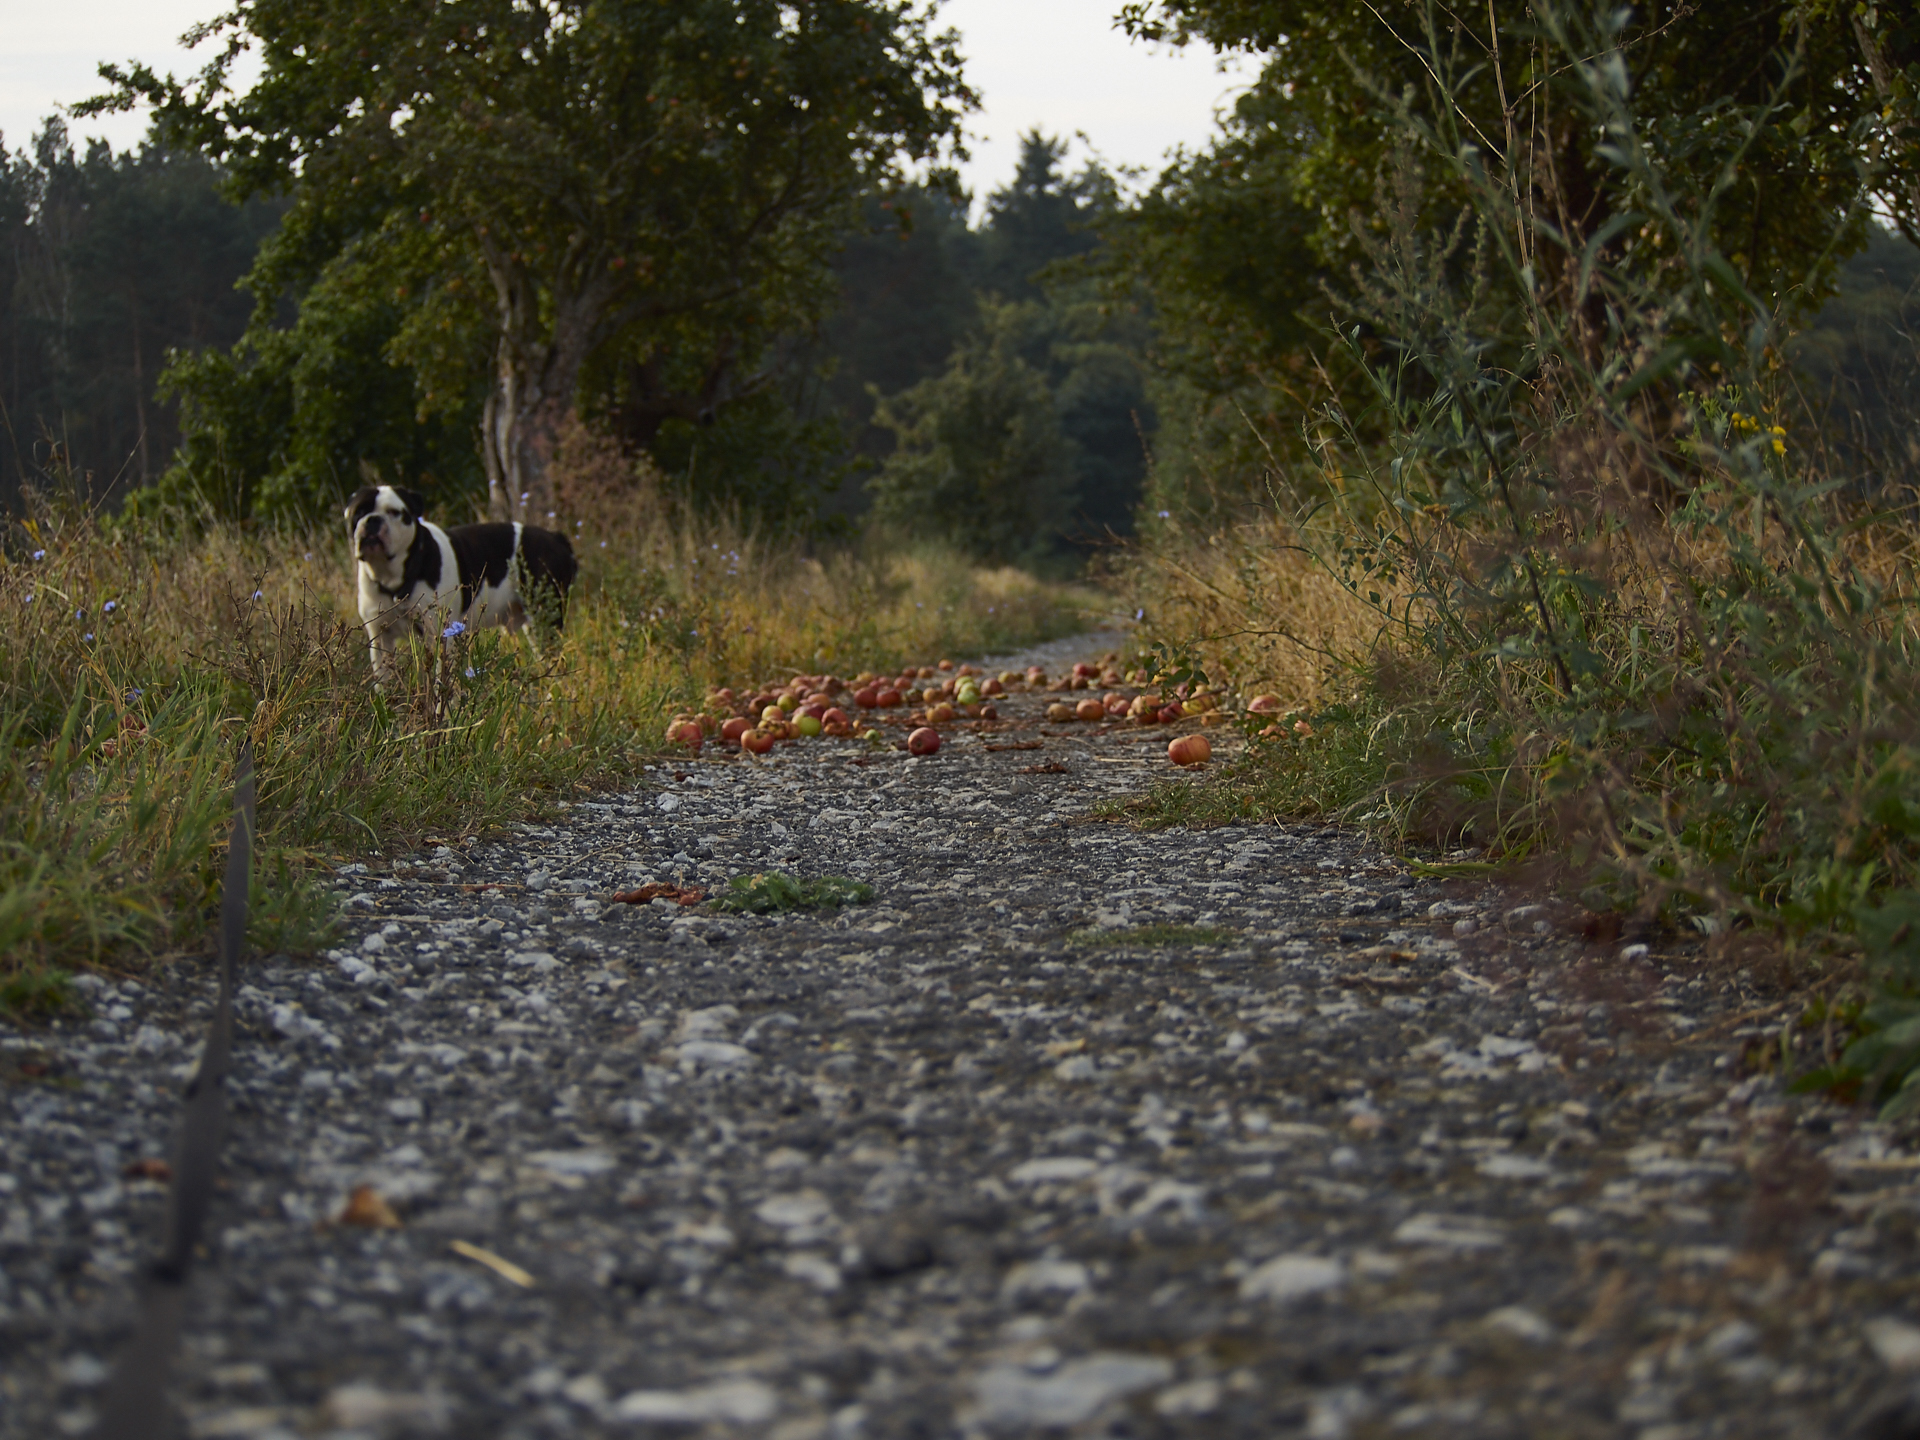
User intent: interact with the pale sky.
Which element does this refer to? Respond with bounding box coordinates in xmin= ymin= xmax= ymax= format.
xmin=0 ymin=0 xmax=1246 ymax=211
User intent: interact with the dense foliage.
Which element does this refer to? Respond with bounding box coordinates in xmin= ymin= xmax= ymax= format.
xmin=852 ymin=135 xmax=1155 ymax=559
xmin=1106 ymin=0 xmax=1920 ymax=508
xmin=0 ymin=122 xmax=281 ymax=513
xmin=86 ymin=0 xmax=972 ymax=526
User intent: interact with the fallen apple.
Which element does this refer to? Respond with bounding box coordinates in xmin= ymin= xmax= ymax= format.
xmin=1169 ymin=734 xmax=1212 ymax=766
xmin=1073 ymin=662 xmax=1097 ymax=679
xmin=854 ymin=687 xmax=880 ymax=708
xmin=1248 ymin=694 xmax=1284 ymax=714
xmin=1075 ymin=698 xmax=1105 ymax=722
xmin=822 ymin=707 xmax=849 ymax=727
xmin=1157 ymin=702 xmax=1186 ymax=724
xmin=938 ymin=659 xmax=954 ymax=671
xmin=983 ymin=678 xmax=1005 ymax=696
xmin=666 ymin=719 xmax=703 ymax=750
xmin=741 ymin=728 xmax=775 ymax=755
xmin=927 ymin=702 xmax=958 ymax=723
xmin=777 ymin=693 xmax=799 ymax=713
xmin=1046 ymin=702 xmax=1075 ymax=722
xmin=979 ymin=703 xmax=999 ymax=720
xmin=721 ymin=716 xmax=752 ymax=742
xmin=794 ymin=713 xmax=824 ymax=737
xmin=761 ymin=704 xmax=786 ymax=725
xmin=876 ymin=688 xmax=902 ymax=707
xmin=908 ymin=726 xmax=941 ymax=755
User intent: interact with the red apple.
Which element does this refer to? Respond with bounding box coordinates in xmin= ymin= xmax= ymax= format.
xmin=721 ymin=716 xmax=752 ymax=742
xmin=983 ymin=678 xmax=1005 ymax=696
xmin=979 ymin=703 xmax=999 ymax=720
xmin=1073 ymin=662 xmax=1097 ymax=679
xmin=1248 ymin=694 xmax=1284 ymax=714
xmin=877 ymin=688 xmax=902 ymax=707
xmin=938 ymin=659 xmax=954 ymax=671
xmin=927 ymin=702 xmax=958 ymax=723
xmin=1157 ymin=702 xmax=1186 ymax=724
xmin=907 ymin=726 xmax=940 ymax=755
xmin=1169 ymin=734 xmax=1211 ymax=766
xmin=855 ymin=687 xmax=880 ymax=709
xmin=1075 ymin=698 xmax=1105 ymax=722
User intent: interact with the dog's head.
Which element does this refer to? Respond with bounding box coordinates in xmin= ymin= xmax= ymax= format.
xmin=345 ymin=484 xmax=429 ymax=565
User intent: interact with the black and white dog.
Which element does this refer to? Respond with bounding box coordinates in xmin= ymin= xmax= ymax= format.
xmin=345 ymin=484 xmax=579 ymax=686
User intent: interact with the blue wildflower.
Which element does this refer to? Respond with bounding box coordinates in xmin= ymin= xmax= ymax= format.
xmin=83 ymin=633 xmax=94 ymax=643
xmin=102 ymin=600 xmax=117 ymax=614
xmin=464 ymin=667 xmax=477 ymax=678
xmin=126 ymin=689 xmax=142 ymax=702
xmin=31 ymin=549 xmax=45 ymax=561
xmin=251 ymin=590 xmax=263 ymax=601
xmin=442 ymin=620 xmax=466 ymax=638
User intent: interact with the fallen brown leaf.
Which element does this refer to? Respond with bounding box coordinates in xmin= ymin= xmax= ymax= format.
xmin=122 ymin=1158 xmax=172 ymax=1182
xmin=336 ymin=1185 xmax=402 ymax=1229
xmin=611 ymin=883 xmax=707 ymax=906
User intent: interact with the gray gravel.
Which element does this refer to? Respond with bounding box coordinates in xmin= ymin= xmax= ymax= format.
xmin=5 ymin=631 xmax=1918 ymax=1439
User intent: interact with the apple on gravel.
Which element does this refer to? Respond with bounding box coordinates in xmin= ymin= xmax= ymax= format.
xmin=1168 ymin=734 xmax=1212 ymax=765
xmin=721 ymin=717 xmax=752 ymax=743
xmin=1046 ymin=702 xmax=1075 ymax=722
xmin=908 ymin=726 xmax=941 ymax=755
xmin=1075 ymin=698 xmax=1104 ymax=722
xmin=741 ymin=728 xmax=775 ymax=755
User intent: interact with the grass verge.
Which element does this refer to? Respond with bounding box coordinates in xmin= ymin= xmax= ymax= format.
xmin=1 ymin=470 xmax=1088 ymax=1009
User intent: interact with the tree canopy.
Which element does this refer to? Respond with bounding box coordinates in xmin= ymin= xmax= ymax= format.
xmin=86 ymin=0 xmax=971 ymax=523
xmin=1103 ymin=0 xmax=1920 ymax=508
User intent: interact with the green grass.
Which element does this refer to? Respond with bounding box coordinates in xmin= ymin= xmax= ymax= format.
xmin=1067 ymin=922 xmax=1239 ymax=948
xmin=709 ymin=872 xmax=875 ymax=914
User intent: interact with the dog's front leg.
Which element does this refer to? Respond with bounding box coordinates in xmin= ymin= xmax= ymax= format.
xmin=367 ymin=621 xmax=401 ymax=690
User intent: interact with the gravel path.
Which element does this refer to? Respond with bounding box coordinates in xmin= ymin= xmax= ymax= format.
xmin=5 ymin=631 xmax=1918 ymax=1440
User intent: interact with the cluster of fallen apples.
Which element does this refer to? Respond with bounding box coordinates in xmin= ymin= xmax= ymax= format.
xmin=665 ymin=656 xmax=1297 ymax=767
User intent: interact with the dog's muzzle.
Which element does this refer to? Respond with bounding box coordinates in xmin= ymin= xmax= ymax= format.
xmin=356 ymin=521 xmax=388 ymax=559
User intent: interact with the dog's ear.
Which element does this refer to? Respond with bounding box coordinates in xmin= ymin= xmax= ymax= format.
xmin=395 ymin=487 xmax=429 ymax=524
xmin=345 ymin=486 xmax=377 ymax=526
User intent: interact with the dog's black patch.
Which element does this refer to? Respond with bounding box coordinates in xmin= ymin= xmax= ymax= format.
xmin=517 ymin=525 xmax=579 ymax=620
xmin=446 ymin=523 xmax=578 ymax=625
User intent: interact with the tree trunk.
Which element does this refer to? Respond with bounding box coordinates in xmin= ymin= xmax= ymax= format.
xmin=479 ymin=235 xmax=616 ymax=523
